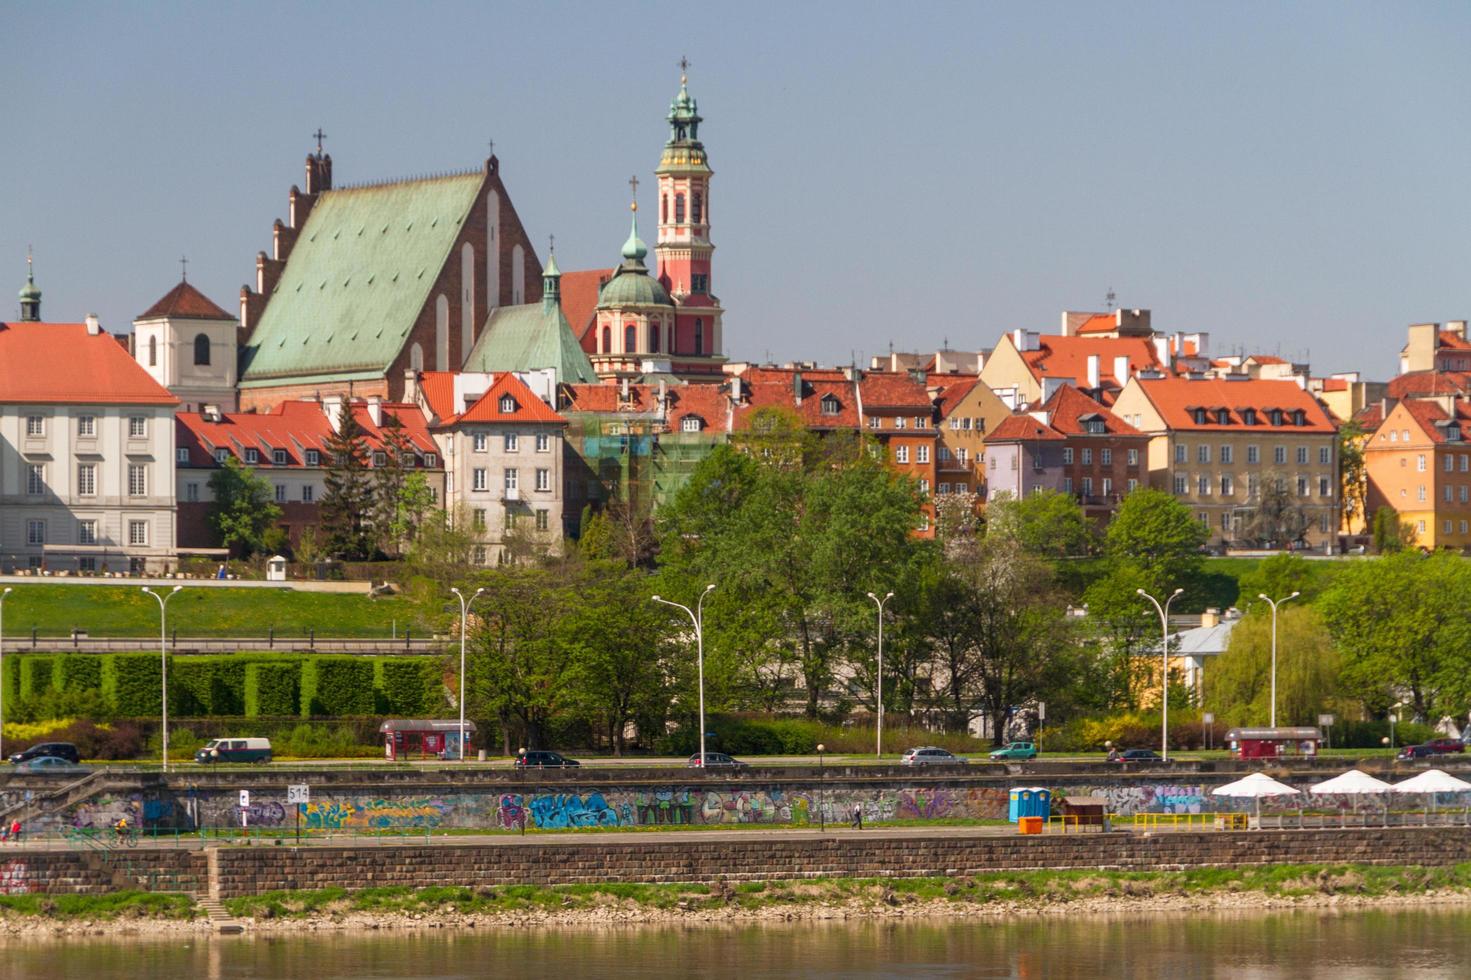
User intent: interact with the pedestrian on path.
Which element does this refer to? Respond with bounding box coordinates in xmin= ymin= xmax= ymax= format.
xmin=851 ymin=803 xmax=863 ymax=830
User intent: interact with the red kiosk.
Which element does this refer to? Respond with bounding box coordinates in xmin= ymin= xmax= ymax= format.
xmin=1224 ymin=726 xmax=1321 ymax=760
xmin=380 ymin=719 xmax=477 ymax=761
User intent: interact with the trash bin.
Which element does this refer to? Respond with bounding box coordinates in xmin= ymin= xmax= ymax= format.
xmin=478 ymin=749 xmax=487 ymax=762
xmin=1018 ymin=816 xmax=1044 ymax=835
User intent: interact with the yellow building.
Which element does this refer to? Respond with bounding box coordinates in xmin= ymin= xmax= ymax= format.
xmin=1364 ymin=397 xmax=1471 ymax=550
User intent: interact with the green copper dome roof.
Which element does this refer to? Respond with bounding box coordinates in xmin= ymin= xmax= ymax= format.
xmin=598 ymin=206 xmax=670 ymax=309
xmin=18 ymin=277 xmax=40 ymax=302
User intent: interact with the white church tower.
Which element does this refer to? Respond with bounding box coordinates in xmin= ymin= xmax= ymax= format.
xmin=133 ymin=275 xmax=239 ymax=413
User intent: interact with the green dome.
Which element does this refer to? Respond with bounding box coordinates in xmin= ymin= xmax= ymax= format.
xmin=18 ymin=278 xmax=40 ymax=302
xmin=597 ymin=266 xmax=671 ymax=308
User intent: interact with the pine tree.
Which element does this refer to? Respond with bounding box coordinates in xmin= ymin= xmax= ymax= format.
xmin=319 ymin=401 xmax=373 ymax=559
xmin=373 ymin=412 xmax=415 ymax=557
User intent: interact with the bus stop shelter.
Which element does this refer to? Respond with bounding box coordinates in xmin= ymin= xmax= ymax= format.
xmin=380 ymin=719 xmax=477 ymax=761
xmin=1224 ymin=727 xmax=1321 ymax=760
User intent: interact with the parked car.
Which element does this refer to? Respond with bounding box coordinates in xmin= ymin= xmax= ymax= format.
xmin=195 ymin=738 xmax=273 ymax=764
xmin=1111 ymin=749 xmax=1165 ymax=763
xmin=515 ymin=750 xmax=580 ymax=768
xmin=899 ymin=747 xmax=967 ymax=766
xmin=1424 ymin=738 xmax=1465 ymax=755
xmin=14 ymin=756 xmax=88 ymax=775
xmin=1397 ymin=743 xmax=1439 ymax=761
xmin=687 ymin=752 xmax=747 ymax=768
xmin=8 ymin=742 xmax=80 ymax=766
xmin=989 ymin=741 xmax=1038 ymax=761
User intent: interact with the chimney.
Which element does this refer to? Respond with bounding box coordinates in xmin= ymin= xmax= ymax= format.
xmin=403 ymin=369 xmax=419 ymax=405
xmin=1449 ymin=321 xmax=1468 ymax=339
xmin=322 ymin=394 xmax=344 ymax=431
xmin=366 ymin=396 xmax=383 ymax=427
xmin=1201 ymin=607 xmax=1220 ymax=628
xmin=1153 ymin=335 xmax=1171 ymax=369
xmin=793 ymin=370 xmax=804 ymax=405
xmin=621 ymin=376 xmax=630 ymax=403
xmin=1405 ymin=322 xmax=1439 ymax=373
xmin=1113 ymin=355 xmax=1130 ymax=386
xmin=85 ymin=313 xmax=101 ymax=336
xmin=657 ymin=378 xmax=667 ymax=409
xmin=730 ymin=375 xmax=743 ymax=403
xmin=1086 ymin=355 xmax=1100 ymax=390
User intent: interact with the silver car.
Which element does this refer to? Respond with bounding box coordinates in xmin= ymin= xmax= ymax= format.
xmin=899 ymin=746 xmax=967 ymax=766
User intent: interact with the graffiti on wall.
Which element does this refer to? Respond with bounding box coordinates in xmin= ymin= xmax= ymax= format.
xmin=0 ymin=861 xmax=28 ymax=895
xmin=71 ymin=796 xmax=141 ymax=831
xmin=302 ymin=797 xmax=452 ymax=830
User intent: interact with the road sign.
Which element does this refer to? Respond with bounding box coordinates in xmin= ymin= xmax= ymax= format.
xmin=1202 ymin=712 xmax=1215 ymax=725
xmin=239 ymin=790 xmax=250 ymax=808
xmin=286 ymin=784 xmax=310 ymax=804
xmin=1037 ymin=702 xmax=1046 ymax=721
xmin=1318 ymin=714 xmax=1336 ymax=727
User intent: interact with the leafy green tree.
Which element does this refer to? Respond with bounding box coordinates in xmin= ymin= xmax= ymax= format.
xmin=1236 ymin=553 xmax=1316 ymax=610
xmin=1371 ymin=506 xmax=1415 ymax=554
xmin=1239 ymin=473 xmax=1310 ymax=547
xmin=319 ymin=401 xmax=373 ymax=559
xmin=1105 ymin=488 xmax=1208 ymax=589
xmin=1079 ymin=563 xmax=1157 ymax=712
xmin=371 ymin=414 xmax=417 ymax=557
xmin=1317 ymin=551 xmax=1471 ymax=721
xmin=206 ymin=455 xmax=282 ymax=556
xmin=1207 ymin=605 xmax=1342 ymax=726
xmin=1338 ymin=420 xmax=1368 ymax=534
xmin=407 ymin=505 xmax=481 ymax=583
xmin=986 ymin=488 xmax=1094 ymax=558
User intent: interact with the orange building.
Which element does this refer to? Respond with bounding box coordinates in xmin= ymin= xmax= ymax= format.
xmin=1364 ymin=397 xmax=1471 ymax=550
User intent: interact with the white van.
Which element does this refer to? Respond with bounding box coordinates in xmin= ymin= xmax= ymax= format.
xmin=195 ymin=737 xmax=273 ymax=764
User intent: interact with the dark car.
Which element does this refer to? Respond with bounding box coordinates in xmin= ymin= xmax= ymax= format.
xmin=515 ymin=750 xmax=580 ymax=768
xmin=687 ymin=752 xmax=747 ymax=768
xmin=1424 ymin=738 xmax=1465 ymax=755
xmin=8 ymin=742 xmax=80 ymax=766
xmin=1111 ymin=749 xmax=1165 ymax=763
xmin=14 ymin=756 xmax=88 ymax=775
xmin=900 ymin=747 xmax=967 ymax=766
xmin=1397 ymin=744 xmax=1438 ymax=761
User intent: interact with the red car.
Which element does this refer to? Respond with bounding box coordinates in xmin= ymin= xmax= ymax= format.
xmin=1424 ymin=738 xmax=1466 ymax=754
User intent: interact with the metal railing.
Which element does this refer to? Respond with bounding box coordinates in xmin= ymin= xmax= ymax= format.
xmin=1129 ymin=812 xmax=1249 ymax=831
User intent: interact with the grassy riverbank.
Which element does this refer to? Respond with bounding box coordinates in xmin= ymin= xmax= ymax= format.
xmin=0 ymin=890 xmax=196 ymax=920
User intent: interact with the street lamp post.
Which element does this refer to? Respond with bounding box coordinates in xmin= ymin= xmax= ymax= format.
xmin=450 ymin=586 xmax=485 ymax=762
xmin=1137 ymin=587 xmax=1184 ymax=762
xmin=141 ymin=586 xmax=183 ymax=772
xmin=0 ymin=587 xmax=11 ymax=759
xmin=1257 ymin=591 xmax=1300 ymax=728
xmin=817 ymin=742 xmax=826 ymax=831
xmin=865 ymin=591 xmax=894 ymax=759
xmin=653 ymin=585 xmax=715 ymax=768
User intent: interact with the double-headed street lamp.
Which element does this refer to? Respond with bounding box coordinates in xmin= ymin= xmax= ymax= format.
xmin=653 ymin=584 xmax=715 ymax=768
xmin=0 ymin=587 xmax=12 ymax=759
xmin=1258 ymin=591 xmax=1300 ymax=728
xmin=141 ymin=586 xmax=183 ymax=772
xmin=450 ymin=586 xmax=485 ymax=762
xmin=1137 ymin=587 xmax=1184 ymax=762
xmin=866 ymin=591 xmax=894 ymax=758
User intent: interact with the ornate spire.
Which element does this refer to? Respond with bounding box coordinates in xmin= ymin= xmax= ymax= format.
xmin=542 ymin=234 xmax=561 ymax=310
xmin=666 ymin=59 xmax=702 ymax=146
xmin=18 ymin=247 xmax=41 ymax=321
xmin=621 ymin=177 xmax=648 ymax=262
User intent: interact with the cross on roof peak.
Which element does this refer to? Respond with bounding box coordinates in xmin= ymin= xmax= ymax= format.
xmin=488 ymin=138 xmax=495 ymax=156
xmin=179 ymin=255 xmax=189 ymax=282
xmin=628 ymin=174 xmax=640 ymax=210
xmin=679 ymin=55 xmax=690 ymax=82
xmin=313 ymin=127 xmax=327 ymax=155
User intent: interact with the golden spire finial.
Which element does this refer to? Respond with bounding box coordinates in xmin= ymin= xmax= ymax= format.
xmin=628 ymin=174 xmax=639 ymax=211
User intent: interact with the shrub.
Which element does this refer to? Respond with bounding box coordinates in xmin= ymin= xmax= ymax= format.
xmin=18 ymin=656 xmax=56 ymax=699
xmin=55 ymin=655 xmax=102 ymax=695
xmin=104 ymin=654 xmax=164 ymax=716
xmin=303 ymin=657 xmax=375 ymax=716
xmin=8 ymin=687 xmax=116 ymax=725
xmin=4 ymin=719 xmax=139 ymax=760
xmin=375 ymin=659 xmax=444 ymax=715
xmin=170 ymin=657 xmax=250 ymax=717
xmin=245 ymin=662 xmax=301 ymax=718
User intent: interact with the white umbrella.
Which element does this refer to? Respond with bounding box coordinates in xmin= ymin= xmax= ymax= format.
xmin=1391 ymin=769 xmax=1471 ymax=821
xmin=1309 ymin=770 xmax=1393 ymax=795
xmin=1212 ymin=772 xmax=1300 ymax=820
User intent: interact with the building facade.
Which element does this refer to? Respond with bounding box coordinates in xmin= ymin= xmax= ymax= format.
xmin=1363 ymin=397 xmax=1471 ymax=550
xmin=131 ymin=280 xmax=240 ymax=413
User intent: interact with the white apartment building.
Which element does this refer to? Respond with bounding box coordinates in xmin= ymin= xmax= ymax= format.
xmin=0 ymin=317 xmax=178 ymax=572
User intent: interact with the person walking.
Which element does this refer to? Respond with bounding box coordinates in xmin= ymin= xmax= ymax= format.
xmin=850 ymin=803 xmax=863 ymax=830
xmin=9 ymin=820 xmax=21 ymax=844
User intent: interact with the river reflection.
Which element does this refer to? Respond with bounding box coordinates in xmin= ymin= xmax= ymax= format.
xmin=4 ymin=907 xmax=1468 ymax=978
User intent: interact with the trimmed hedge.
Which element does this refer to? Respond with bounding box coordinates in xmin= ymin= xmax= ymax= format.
xmin=170 ymin=657 xmax=249 ymax=716
xmin=245 ymin=662 xmax=301 ymax=717
xmin=56 ymin=655 xmax=102 ymax=695
xmin=102 ymin=654 xmax=163 ymax=716
xmin=376 ymin=658 xmax=444 ymax=715
xmin=303 ymin=657 xmax=375 ymax=715
xmin=18 ymin=656 xmax=56 ymax=699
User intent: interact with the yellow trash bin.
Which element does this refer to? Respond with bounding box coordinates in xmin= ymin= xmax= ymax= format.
xmin=1018 ymin=816 xmax=1044 ymax=835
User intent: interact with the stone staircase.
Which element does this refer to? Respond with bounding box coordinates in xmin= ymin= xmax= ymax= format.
xmin=195 ymin=896 xmax=245 ymax=934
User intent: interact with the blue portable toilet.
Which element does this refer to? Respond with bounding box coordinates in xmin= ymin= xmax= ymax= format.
xmin=1008 ymin=787 xmax=1051 ymax=822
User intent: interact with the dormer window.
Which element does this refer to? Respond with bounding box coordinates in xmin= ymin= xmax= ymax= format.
xmin=273 ymin=449 xmax=288 ymax=466
xmin=305 ymin=449 xmax=321 ymax=466
xmin=1447 ymin=426 xmax=1462 ymax=442
xmin=682 ymin=416 xmax=704 ymax=433
xmin=820 ymin=394 xmax=841 ymax=416
xmin=1269 ymin=409 xmax=1284 ymax=426
xmin=1241 ymin=408 xmax=1257 ymax=426
xmin=1292 ymin=409 xmax=1306 ymax=426
xmin=1086 ymin=419 xmax=1106 ymax=435
xmin=499 ymin=395 xmax=517 ymax=414
xmin=1215 ymin=408 xmax=1230 ymax=425
xmin=214 ymin=448 xmax=229 ymax=464
xmin=244 ymin=448 xmax=259 ymax=464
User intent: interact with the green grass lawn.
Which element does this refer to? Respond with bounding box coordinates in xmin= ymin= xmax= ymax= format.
xmin=0 ymin=584 xmax=424 ymax=638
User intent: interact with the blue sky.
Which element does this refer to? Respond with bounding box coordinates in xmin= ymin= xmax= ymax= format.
xmin=6 ymin=1 xmax=1470 ymax=377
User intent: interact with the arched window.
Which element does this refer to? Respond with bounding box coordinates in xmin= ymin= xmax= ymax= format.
xmin=693 ymin=318 xmax=704 ymax=356
xmin=147 ymin=335 xmax=157 ymax=367
xmin=674 ymin=193 xmax=685 ymax=223
xmin=601 ymin=326 xmax=611 ymax=354
xmin=193 ymin=333 xmax=210 ymax=366
xmin=409 ymin=343 xmax=424 ymax=371
xmin=625 ymin=323 xmax=637 ymax=353
xmin=692 ymin=192 xmax=703 ymax=224
xmin=649 ymin=321 xmax=659 ymax=353
xmin=667 ymin=323 xmax=675 ymax=354
xmin=662 ymin=195 xmax=669 ymax=223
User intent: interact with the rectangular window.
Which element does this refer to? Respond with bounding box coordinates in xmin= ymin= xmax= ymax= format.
xmin=245 ymin=448 xmax=259 ymax=464
xmin=1447 ymin=486 xmax=1455 ymax=503
xmin=77 ymin=463 xmax=96 ymax=497
xmin=473 ymin=509 xmax=487 ymax=530
xmin=1462 ymin=454 xmax=1469 ymax=472
xmin=1081 ymin=476 xmax=1093 ymax=496
xmin=1248 ymin=474 xmax=1260 ymax=497
xmin=1319 ymin=476 xmax=1331 ymax=497
xmin=535 ymin=433 xmax=550 ymax=452
xmin=214 ymin=448 xmax=229 ymax=464
xmin=1247 ymin=445 xmax=1260 ymax=464
xmin=1197 ymin=475 xmax=1211 ymax=496
xmin=302 ymin=484 xmax=315 ymax=503
xmin=78 ymin=556 xmax=95 ymax=573
xmin=949 ymin=418 xmax=961 ymax=430
xmin=275 ymin=484 xmax=287 ymax=503
xmin=77 ymin=416 xmax=95 ymax=437
xmin=128 ymin=464 xmax=147 ymax=497
xmin=1319 ymin=446 xmax=1331 ymax=465
xmin=1418 ymin=484 xmax=1427 ymax=501
xmin=919 ymin=478 xmax=930 ymax=493
xmin=1447 ymin=455 xmax=1456 ymax=473
xmin=1064 ymin=477 xmax=1075 ymax=494
xmin=473 ymin=545 xmax=488 ymax=565
xmin=868 ymin=416 xmax=882 ymax=429
xmin=1174 ymin=474 xmax=1187 ymax=495
xmin=185 ymin=482 xmax=199 ymax=502
xmin=78 ymin=519 xmax=97 ymax=545
xmin=535 ymin=468 xmax=550 ymax=492
xmin=26 ymin=463 xmax=44 ymax=495
xmin=1102 ymin=477 xmax=1113 ymax=496
xmin=504 ymin=433 xmax=519 ymax=452
xmin=1221 ymin=475 xmax=1233 ymax=496
xmin=128 ymin=417 xmax=146 ymax=439
xmin=273 ymin=449 xmax=289 ymax=466
xmin=536 ymin=509 xmax=549 ymax=531
xmin=956 ymin=482 xmax=968 ymax=494
xmin=1301 ymin=477 xmax=1312 ymax=497
xmin=1081 ymin=448 xmax=1093 ymax=465
xmin=1274 ymin=446 xmax=1287 ymax=465
xmin=25 ymin=416 xmax=43 ymax=437
xmin=956 ymin=447 xmax=968 ymax=465
xmin=473 ymin=468 xmax=488 ymax=492
xmin=938 ymin=447 xmax=951 ymax=463
xmin=1197 ymin=445 xmax=1210 ymax=464
xmin=1127 ymin=479 xmax=1138 ymax=492
xmin=1101 ymin=448 xmax=1112 ymax=465
xmin=1175 ymin=444 xmax=1187 ymax=464
xmin=917 ymin=445 xmax=930 ymax=464
xmin=425 ymin=453 xmax=438 ymax=468
xmin=1462 ymin=521 xmax=1469 ymax=535
xmin=372 ymin=451 xmax=386 ymax=468
xmin=1063 ymin=447 xmax=1074 ymax=464
xmin=176 ymin=447 xmax=190 ymax=464
xmin=962 ymin=418 xmax=973 ymax=430
xmin=1222 ymin=512 xmax=1232 ymax=530
xmin=938 ymin=482 xmax=951 ymax=494
xmin=128 ymin=520 xmax=148 ymax=546
xmin=895 ymin=446 xmax=910 ymax=464
xmin=26 ymin=519 xmax=45 ymax=545
xmin=894 ymin=416 xmax=907 ymax=430
xmin=1461 ymin=486 xmax=1468 ymax=504
xmin=1297 ymin=446 xmax=1309 ymax=465
xmin=504 ymin=468 xmax=519 ymax=491
xmin=1417 ymin=454 xmax=1427 ymax=472
xmin=504 ymin=509 xmax=517 ymax=529
xmin=1127 ymin=448 xmax=1139 ymax=466
xmin=915 ymin=417 xmax=928 ymax=430
xmin=305 ymin=449 xmax=321 ymax=467
xmin=473 ymin=432 xmax=488 ymax=452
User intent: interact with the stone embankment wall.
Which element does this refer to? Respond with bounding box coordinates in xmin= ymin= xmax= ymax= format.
xmin=2 ymin=828 xmax=1470 ymax=899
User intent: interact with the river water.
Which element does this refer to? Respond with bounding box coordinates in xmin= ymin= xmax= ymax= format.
xmin=4 ymin=908 xmax=1467 ymax=978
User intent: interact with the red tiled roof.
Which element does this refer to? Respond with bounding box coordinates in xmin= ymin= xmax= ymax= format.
xmin=176 ymin=400 xmax=438 ymax=468
xmin=1390 ymin=400 xmax=1471 ymax=445
xmin=664 ymin=384 xmax=729 ymax=433
xmin=1318 ymin=378 xmax=1349 ymax=392
xmin=859 ymin=373 xmax=933 ymax=409
xmin=417 ymin=371 xmax=458 ymax=421
xmin=0 ymin=321 xmax=178 ymax=405
xmin=984 ymin=415 xmax=1064 ymax=443
xmin=1040 ymin=384 xmax=1143 ymax=436
xmin=562 ymin=269 xmax=614 ymax=345
xmin=733 ymin=378 xmax=860 ymax=431
xmin=138 ymin=281 xmax=235 ymax=321
xmin=935 ymin=378 xmax=981 ymax=418
xmin=563 ymin=382 xmax=657 ymax=414
xmin=1387 ymin=371 xmax=1471 ymax=399
xmin=454 ymin=372 xmax=567 ymax=425
xmin=1439 ymin=331 xmax=1471 ymax=351
xmin=1352 ymin=402 xmax=1386 ymax=429
xmin=1246 ymin=354 xmax=1288 ymax=366
xmin=1131 ymin=377 xmax=1336 ymax=433
xmin=1075 ymin=314 xmax=1116 ymax=335
xmin=1019 ymin=335 xmax=1163 ymax=387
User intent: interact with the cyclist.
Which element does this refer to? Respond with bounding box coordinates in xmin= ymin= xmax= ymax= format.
xmin=113 ymin=816 xmax=130 ymax=842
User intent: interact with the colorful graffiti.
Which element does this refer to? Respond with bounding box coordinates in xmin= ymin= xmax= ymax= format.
xmin=0 ymin=861 xmax=28 ymax=895
xmin=302 ymin=797 xmax=452 ymax=830
xmin=528 ymin=792 xmax=621 ymax=829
